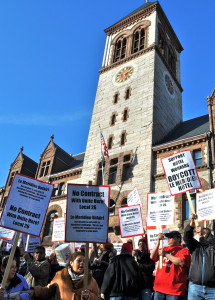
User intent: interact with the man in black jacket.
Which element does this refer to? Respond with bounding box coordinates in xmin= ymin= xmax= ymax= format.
xmin=133 ymin=238 xmax=155 ymax=300
xmin=183 ymin=213 xmax=215 ymax=299
xmin=101 ymin=242 xmax=140 ymax=300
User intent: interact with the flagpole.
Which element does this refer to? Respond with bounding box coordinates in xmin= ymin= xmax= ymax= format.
xmin=99 ymin=124 xmax=108 ymax=185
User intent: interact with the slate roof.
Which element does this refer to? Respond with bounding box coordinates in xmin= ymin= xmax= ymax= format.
xmin=71 ymin=152 xmax=85 ymax=169
xmin=22 ymin=154 xmax=38 ymax=174
xmin=119 ymin=1 xmax=156 ymax=21
xmin=156 ymin=114 xmax=210 ymax=145
xmin=53 ymin=142 xmax=74 ymax=166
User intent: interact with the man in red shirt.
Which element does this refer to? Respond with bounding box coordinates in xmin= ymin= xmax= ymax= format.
xmin=150 ymin=231 xmax=191 ymax=300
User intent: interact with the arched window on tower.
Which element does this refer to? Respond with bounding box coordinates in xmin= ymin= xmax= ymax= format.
xmin=123 ymin=108 xmax=129 ymax=121
xmin=43 ymin=210 xmax=58 ymax=238
xmin=167 ymin=46 xmax=176 ymax=76
xmin=110 ymin=113 xmax=117 ymax=126
xmin=108 ymin=136 xmax=113 ymax=149
xmin=121 ymin=198 xmax=128 ymax=207
xmin=125 ymin=88 xmax=131 ymax=100
xmin=109 ymin=199 xmax=116 ymax=216
xmin=158 ymin=29 xmax=166 ymax=57
xmin=132 ymin=28 xmax=145 ymax=54
xmin=113 ymin=37 xmax=127 ymax=63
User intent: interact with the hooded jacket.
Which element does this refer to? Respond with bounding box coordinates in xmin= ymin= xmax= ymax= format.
xmin=184 ymin=224 xmax=215 ymax=287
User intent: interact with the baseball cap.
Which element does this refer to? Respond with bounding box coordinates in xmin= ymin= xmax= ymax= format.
xmin=165 ymin=231 xmax=181 ymax=240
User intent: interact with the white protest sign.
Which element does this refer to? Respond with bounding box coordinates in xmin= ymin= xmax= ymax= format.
xmin=196 ymin=189 xmax=215 ymax=222
xmin=147 ymin=228 xmax=169 ymax=250
xmin=161 ymin=150 xmax=201 ymax=195
xmin=45 ymin=247 xmax=53 ymax=257
xmin=127 ymin=187 xmax=141 ymax=206
xmin=22 ymin=234 xmax=41 ymax=253
xmin=74 ymin=243 xmax=93 ymax=249
xmin=66 ymin=184 xmax=109 ymax=243
xmin=118 ymin=205 xmax=144 ymax=238
xmin=5 ymin=243 xmax=12 ymax=252
xmin=52 ymin=217 xmax=65 ymax=243
xmin=113 ymin=243 xmax=123 ymax=255
xmin=147 ymin=192 xmax=175 ymax=227
xmin=0 ymin=174 xmax=53 ymax=236
xmin=0 ymin=227 xmax=15 ymax=240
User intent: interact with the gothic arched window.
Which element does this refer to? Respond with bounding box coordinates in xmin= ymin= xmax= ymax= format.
xmin=132 ymin=28 xmax=145 ymax=54
xmin=167 ymin=46 xmax=176 ymax=76
xmin=113 ymin=37 xmax=127 ymax=63
xmin=121 ymin=198 xmax=128 ymax=207
xmin=43 ymin=210 xmax=58 ymax=237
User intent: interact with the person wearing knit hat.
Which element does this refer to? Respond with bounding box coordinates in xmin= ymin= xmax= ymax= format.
xmin=121 ymin=242 xmax=133 ymax=254
xmin=101 ymin=242 xmax=140 ymax=300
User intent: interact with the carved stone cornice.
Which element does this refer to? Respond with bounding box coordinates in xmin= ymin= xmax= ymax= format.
xmin=48 ymin=169 xmax=82 ymax=181
xmin=99 ymin=44 xmax=155 ymax=74
xmin=105 ymin=3 xmax=157 ymax=35
xmin=50 ymin=194 xmax=67 ymax=202
xmin=152 ymin=134 xmax=207 ymax=154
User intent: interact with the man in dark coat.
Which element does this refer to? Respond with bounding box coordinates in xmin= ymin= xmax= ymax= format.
xmin=133 ymin=238 xmax=155 ymax=300
xmin=101 ymin=242 xmax=140 ymax=300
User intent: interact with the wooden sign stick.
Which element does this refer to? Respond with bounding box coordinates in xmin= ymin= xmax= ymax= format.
xmin=2 ymin=232 xmax=21 ymax=289
xmin=25 ymin=234 xmax=30 ymax=252
xmin=159 ymin=226 xmax=163 ymax=269
xmin=83 ymin=242 xmax=89 ymax=289
xmin=186 ymin=191 xmax=198 ymax=226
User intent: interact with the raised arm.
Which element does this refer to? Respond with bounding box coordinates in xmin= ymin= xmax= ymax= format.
xmin=150 ymin=233 xmax=163 ymax=262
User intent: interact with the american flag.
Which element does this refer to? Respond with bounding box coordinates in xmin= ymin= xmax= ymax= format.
xmin=100 ymin=129 xmax=109 ymax=158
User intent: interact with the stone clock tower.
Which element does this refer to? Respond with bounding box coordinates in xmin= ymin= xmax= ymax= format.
xmin=81 ymin=1 xmax=183 ymax=222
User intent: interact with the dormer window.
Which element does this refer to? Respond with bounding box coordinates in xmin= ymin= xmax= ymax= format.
xmin=39 ymin=160 xmax=51 ymax=177
xmin=113 ymin=37 xmax=127 ymax=63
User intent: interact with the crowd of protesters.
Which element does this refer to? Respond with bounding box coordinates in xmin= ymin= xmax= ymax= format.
xmin=0 ymin=213 xmax=215 ymax=300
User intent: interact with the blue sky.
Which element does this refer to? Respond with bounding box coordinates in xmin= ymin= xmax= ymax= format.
xmin=0 ymin=0 xmax=214 ymax=187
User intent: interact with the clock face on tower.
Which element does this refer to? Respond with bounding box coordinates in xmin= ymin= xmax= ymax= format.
xmin=164 ymin=72 xmax=175 ymax=97
xmin=115 ymin=66 xmax=134 ymax=83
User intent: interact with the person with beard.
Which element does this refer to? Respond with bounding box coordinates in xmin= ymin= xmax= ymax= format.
xmin=132 ymin=238 xmax=155 ymax=300
xmin=184 ymin=213 xmax=215 ymax=300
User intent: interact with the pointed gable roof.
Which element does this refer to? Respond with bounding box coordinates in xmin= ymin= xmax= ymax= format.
xmin=10 ymin=147 xmax=38 ymax=174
